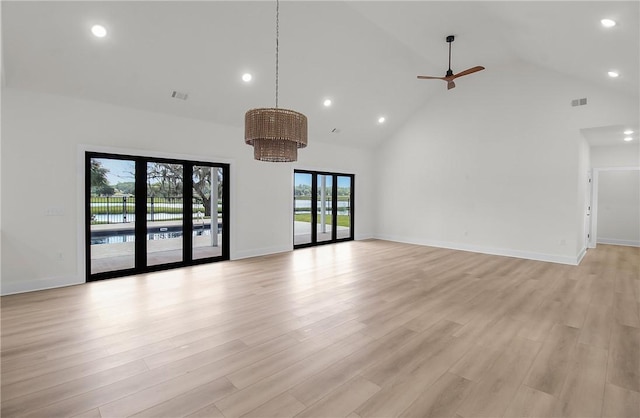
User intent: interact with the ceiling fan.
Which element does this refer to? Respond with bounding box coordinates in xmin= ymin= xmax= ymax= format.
xmin=417 ymin=35 xmax=485 ymax=90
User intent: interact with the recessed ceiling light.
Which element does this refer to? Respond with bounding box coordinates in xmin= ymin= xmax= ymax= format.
xmin=608 ymin=71 xmax=619 ymax=78
xmin=242 ymin=73 xmax=252 ymax=82
xmin=623 ymin=130 xmax=634 ymax=135
xmin=323 ymin=99 xmax=332 ymax=107
xmin=624 ymin=137 xmax=634 ymax=142
xmin=601 ymin=19 xmax=616 ymax=28
xmin=91 ymin=25 xmax=107 ymax=38
xmin=378 ymin=117 xmax=386 ymax=124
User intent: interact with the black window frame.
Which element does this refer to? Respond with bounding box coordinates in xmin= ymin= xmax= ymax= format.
xmin=85 ymin=151 xmax=230 ymax=282
xmin=293 ymin=169 xmax=355 ymax=249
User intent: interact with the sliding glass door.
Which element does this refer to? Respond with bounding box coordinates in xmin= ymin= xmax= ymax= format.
xmin=88 ymin=157 xmax=137 ymax=275
xmin=336 ymin=176 xmax=352 ymax=240
xmin=146 ymin=161 xmax=184 ymax=266
xmin=316 ymin=174 xmax=334 ymax=243
xmin=294 ymin=172 xmax=313 ymax=246
xmin=294 ymin=170 xmax=354 ymax=248
xmin=86 ymin=152 xmax=229 ymax=281
xmin=192 ymin=166 xmax=224 ymax=260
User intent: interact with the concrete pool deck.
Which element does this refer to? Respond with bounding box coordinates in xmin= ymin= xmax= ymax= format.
xmin=90 ymin=221 xmax=351 ymax=274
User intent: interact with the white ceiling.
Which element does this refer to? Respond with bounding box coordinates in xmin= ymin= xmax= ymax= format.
xmin=2 ymin=1 xmax=639 ymax=148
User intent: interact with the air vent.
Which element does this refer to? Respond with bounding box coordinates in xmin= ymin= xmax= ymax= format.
xmin=171 ymin=90 xmax=189 ymax=100
xmin=571 ymin=98 xmax=587 ymax=107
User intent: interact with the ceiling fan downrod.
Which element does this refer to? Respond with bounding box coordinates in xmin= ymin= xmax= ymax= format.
xmin=446 ymin=35 xmax=454 ymax=77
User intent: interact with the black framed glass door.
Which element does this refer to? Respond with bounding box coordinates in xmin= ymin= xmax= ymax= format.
xmin=86 ymin=152 xmax=229 ymax=281
xmin=294 ymin=170 xmax=354 ymax=248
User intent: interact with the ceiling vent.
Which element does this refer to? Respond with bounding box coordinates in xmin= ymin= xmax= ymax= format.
xmin=171 ymin=90 xmax=189 ymax=101
xmin=571 ymin=98 xmax=587 ymax=107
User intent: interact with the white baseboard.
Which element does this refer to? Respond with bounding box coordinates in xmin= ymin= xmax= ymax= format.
xmin=232 ymin=244 xmax=292 ymax=260
xmin=374 ymin=234 xmax=582 ymax=265
xmin=576 ymin=247 xmax=587 ymax=264
xmin=355 ymin=232 xmax=374 ymax=241
xmin=596 ymin=238 xmax=640 ymax=247
xmin=1 ymin=275 xmax=83 ymax=296
xmin=232 ymin=235 xmax=375 ymax=260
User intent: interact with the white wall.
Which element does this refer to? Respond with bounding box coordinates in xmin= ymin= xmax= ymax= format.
xmin=374 ymin=60 xmax=639 ymax=264
xmin=1 ymin=88 xmax=374 ymax=294
xmin=596 ymin=170 xmax=640 ymax=246
xmin=591 ymin=144 xmax=640 ymax=168
xmin=576 ymin=136 xmax=591 ymax=258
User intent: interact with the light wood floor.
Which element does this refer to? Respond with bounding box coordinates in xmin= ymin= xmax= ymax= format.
xmin=2 ymin=240 xmax=639 ymax=418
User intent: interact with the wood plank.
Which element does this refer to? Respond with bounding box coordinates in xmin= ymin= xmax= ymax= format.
xmin=607 ymin=323 xmax=640 ymax=392
xmin=613 ymin=293 xmax=640 ymax=328
xmin=289 ymin=327 xmax=417 ymax=407
xmin=356 ymin=333 xmax=473 ymax=417
xmin=71 ymin=408 xmax=103 ymax=418
xmin=294 ymin=376 xmax=380 ymax=418
xmin=127 ymin=377 xmax=237 ymax=418
xmin=1 ymin=241 xmax=636 ymax=418
xmin=524 ymin=323 xmax=580 ymax=396
xmin=449 ymin=343 xmax=502 ymax=382
xmin=185 ymin=404 xmax=225 ymax=418
xmin=602 ymin=383 xmax=640 ymax=418
xmin=215 ymin=332 xmax=372 ymax=418
xmin=553 ymin=343 xmax=608 ymax=417
xmin=502 ymin=385 xmax=557 ymax=418
xmin=456 ymin=337 xmax=541 ymax=417
xmin=579 ymin=302 xmax=613 ymax=349
xmin=0 ymin=360 xmax=149 ymax=417
xmin=361 ymin=319 xmax=461 ymax=386
xmin=399 ymin=372 xmax=473 ymax=417
xmin=227 ymin=319 xmax=366 ymax=389
xmin=241 ymin=393 xmax=306 ymax=418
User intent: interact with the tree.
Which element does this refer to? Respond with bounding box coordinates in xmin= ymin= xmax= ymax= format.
xmin=115 ymin=181 xmax=135 ymax=195
xmin=91 ymin=160 xmax=109 ymax=188
xmin=90 ymin=160 xmax=115 ymax=196
xmin=193 ymin=166 xmax=222 ymax=217
xmin=147 ymin=163 xmax=183 ymax=198
xmin=147 ymin=163 xmax=222 ymax=218
xmin=295 ymin=184 xmax=311 ymax=197
xmin=95 ymin=184 xmax=116 ymax=196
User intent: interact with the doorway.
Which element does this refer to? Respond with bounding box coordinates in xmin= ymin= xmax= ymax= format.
xmin=294 ymin=170 xmax=354 ymax=248
xmin=591 ymin=167 xmax=640 ymax=248
xmin=86 ymin=152 xmax=229 ymax=281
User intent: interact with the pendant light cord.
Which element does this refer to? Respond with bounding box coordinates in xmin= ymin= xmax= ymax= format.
xmin=275 ymin=0 xmax=279 ymax=108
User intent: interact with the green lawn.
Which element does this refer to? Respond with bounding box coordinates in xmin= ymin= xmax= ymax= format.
xmin=295 ymin=214 xmax=351 ymax=227
xmin=295 ymin=196 xmax=350 ymax=201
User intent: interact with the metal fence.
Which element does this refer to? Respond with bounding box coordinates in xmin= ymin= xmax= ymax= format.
xmin=90 ymin=196 xmax=215 ymax=224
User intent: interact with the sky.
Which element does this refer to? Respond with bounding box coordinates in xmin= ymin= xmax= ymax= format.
xmin=95 ymin=158 xmax=135 ymax=185
xmin=295 ymin=173 xmax=352 ymax=188
xmin=98 ymin=159 xmax=352 ymax=189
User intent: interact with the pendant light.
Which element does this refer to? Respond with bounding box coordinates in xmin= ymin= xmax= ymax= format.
xmin=244 ymin=0 xmax=308 ymax=162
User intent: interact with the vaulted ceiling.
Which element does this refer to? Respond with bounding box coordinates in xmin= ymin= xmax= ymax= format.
xmin=2 ymin=1 xmax=638 ymax=147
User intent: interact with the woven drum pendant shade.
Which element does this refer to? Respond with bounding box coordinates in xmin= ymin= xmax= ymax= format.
xmin=245 ymin=108 xmax=308 ymax=162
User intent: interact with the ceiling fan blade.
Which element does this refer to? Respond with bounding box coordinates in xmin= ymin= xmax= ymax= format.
xmin=451 ymin=66 xmax=485 ymax=79
xmin=447 ymin=81 xmax=456 ymax=90
xmin=417 ymin=75 xmax=446 ymax=80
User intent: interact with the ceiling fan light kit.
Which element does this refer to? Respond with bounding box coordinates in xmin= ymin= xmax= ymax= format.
xmin=417 ymin=35 xmax=485 ymax=90
xmin=244 ymin=0 xmax=308 ymax=162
